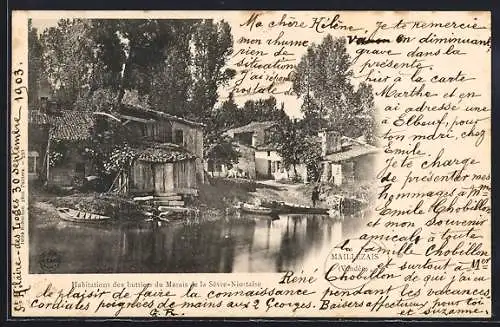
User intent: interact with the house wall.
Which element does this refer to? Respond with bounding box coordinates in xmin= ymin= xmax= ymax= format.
xmin=320 ymin=153 xmax=376 ymax=186
xmin=319 ymin=131 xmax=342 ymax=156
xmin=230 ymin=125 xmax=275 ymax=148
xmin=170 ymin=121 xmax=203 ymax=159
xmin=255 ymin=150 xmax=280 ymax=179
xmin=255 ymin=150 xmax=308 ymax=182
xmin=233 ymin=144 xmax=256 ymax=179
xmin=28 ymin=124 xmax=49 ymax=179
xmin=49 ymin=147 xmax=89 ymax=186
xmin=351 ymin=153 xmax=377 ymax=181
xmin=127 ymin=119 xmax=205 ymax=185
xmin=321 ymin=162 xmax=342 ymax=185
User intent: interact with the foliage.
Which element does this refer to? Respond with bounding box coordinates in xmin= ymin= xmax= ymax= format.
xmin=83 ymin=117 xmax=134 ymax=183
xmin=40 ymin=19 xmax=98 ymax=104
xmin=104 ymin=144 xmax=138 ymax=174
xmin=48 ymin=139 xmax=68 ymax=167
xmin=301 ymin=137 xmax=322 ymax=183
xmin=293 ymin=35 xmax=377 ymax=143
xmin=48 ymin=151 xmax=64 ymax=167
xmin=270 ymin=118 xmax=322 ymax=182
xmin=190 ymin=20 xmax=235 ymax=122
xmin=204 ymin=134 xmax=240 ymax=167
xmin=37 ymin=18 xmax=240 ymax=171
xmin=28 ymin=19 xmax=45 ymax=109
xmin=214 ymin=95 xmax=288 ymax=129
xmin=74 ymin=88 xmax=116 ymax=112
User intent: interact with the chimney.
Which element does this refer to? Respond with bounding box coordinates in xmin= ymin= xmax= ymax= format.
xmin=318 ymin=130 xmax=341 ymax=156
xmin=47 ymin=100 xmax=60 ymax=115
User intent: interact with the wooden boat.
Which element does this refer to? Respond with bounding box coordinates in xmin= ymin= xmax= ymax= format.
xmin=237 ymin=203 xmax=275 ymax=216
xmin=261 ymin=201 xmax=329 ymax=215
xmin=56 ymin=207 xmax=111 ymax=223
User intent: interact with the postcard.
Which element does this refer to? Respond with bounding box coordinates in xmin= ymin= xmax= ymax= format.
xmin=10 ymin=10 xmax=491 ymax=318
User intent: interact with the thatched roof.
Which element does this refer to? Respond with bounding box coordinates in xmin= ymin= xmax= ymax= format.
xmin=133 ymin=143 xmax=196 ymax=163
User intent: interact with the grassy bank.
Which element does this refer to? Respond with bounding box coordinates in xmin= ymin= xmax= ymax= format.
xmin=29 ymin=177 xmax=375 ymax=220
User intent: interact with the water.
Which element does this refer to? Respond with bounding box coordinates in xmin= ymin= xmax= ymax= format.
xmin=29 ymin=212 xmax=368 ymax=274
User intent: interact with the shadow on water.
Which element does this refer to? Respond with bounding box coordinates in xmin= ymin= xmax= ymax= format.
xmin=30 ymin=210 xmax=369 ymax=274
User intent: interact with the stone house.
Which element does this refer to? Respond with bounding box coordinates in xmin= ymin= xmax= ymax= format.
xmin=29 ymin=101 xmax=205 ymax=196
xmin=213 ymin=121 xmax=307 ymax=182
xmin=28 ymin=100 xmax=95 ymax=186
xmin=319 ymin=130 xmax=379 ymax=186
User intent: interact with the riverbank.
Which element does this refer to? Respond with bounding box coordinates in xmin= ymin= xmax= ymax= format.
xmin=28 ymin=177 xmax=376 ymax=223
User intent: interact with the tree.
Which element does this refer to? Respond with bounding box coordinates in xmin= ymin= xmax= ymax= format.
xmin=300 ymin=94 xmax=328 ymax=135
xmin=84 ymin=114 xmax=143 ymax=189
xmin=213 ymin=92 xmax=239 ymax=131
xmin=147 ymin=21 xmax=195 ymax=116
xmin=40 ymin=19 xmax=97 ymax=105
xmin=271 ymin=118 xmax=323 ymax=182
xmin=36 ymin=18 xmax=244 ymax=178
xmin=28 ymin=19 xmax=45 ymax=109
xmin=292 ymin=35 xmax=376 ymax=142
xmin=301 ymin=137 xmax=322 ymax=183
xmin=204 ymin=134 xmax=240 ymax=169
xmin=352 ymin=82 xmax=377 ymax=144
xmin=190 ymin=20 xmax=235 ymax=122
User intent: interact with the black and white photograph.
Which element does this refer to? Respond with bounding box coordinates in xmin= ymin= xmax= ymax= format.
xmin=27 ymin=17 xmax=379 ymax=274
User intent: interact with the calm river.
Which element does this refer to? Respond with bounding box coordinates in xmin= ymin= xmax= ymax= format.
xmin=30 ymin=211 xmax=368 ymax=274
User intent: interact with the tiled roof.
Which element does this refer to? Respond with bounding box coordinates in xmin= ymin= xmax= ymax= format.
xmin=255 ymin=142 xmax=280 ymax=151
xmin=28 ymin=110 xmax=50 ymax=125
xmin=324 ymin=138 xmax=379 ymax=162
xmin=134 ymin=143 xmax=196 ymax=163
xmin=49 ymin=111 xmax=94 ymax=141
xmin=225 ymin=121 xmax=277 ymax=135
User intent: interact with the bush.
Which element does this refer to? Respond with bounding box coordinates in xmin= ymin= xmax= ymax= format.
xmin=211 ymin=177 xmax=256 ymax=192
xmin=41 ymin=184 xmax=74 ymax=196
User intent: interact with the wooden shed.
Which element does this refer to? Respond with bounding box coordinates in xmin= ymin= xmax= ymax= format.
xmin=116 ymin=143 xmax=198 ymax=195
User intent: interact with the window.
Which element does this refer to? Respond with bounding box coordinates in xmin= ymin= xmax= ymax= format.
xmin=174 ymin=130 xmax=184 ymax=145
xmin=160 ymin=123 xmax=173 ymax=143
xmin=267 ymin=151 xmax=271 ymax=156
xmin=28 ymin=151 xmax=38 ymax=174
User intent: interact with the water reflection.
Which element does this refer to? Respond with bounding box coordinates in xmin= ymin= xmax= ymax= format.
xmin=30 ymin=212 xmax=367 ymax=274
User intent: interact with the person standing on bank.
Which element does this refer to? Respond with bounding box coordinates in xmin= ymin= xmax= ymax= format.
xmin=312 ymin=185 xmax=320 ymax=207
